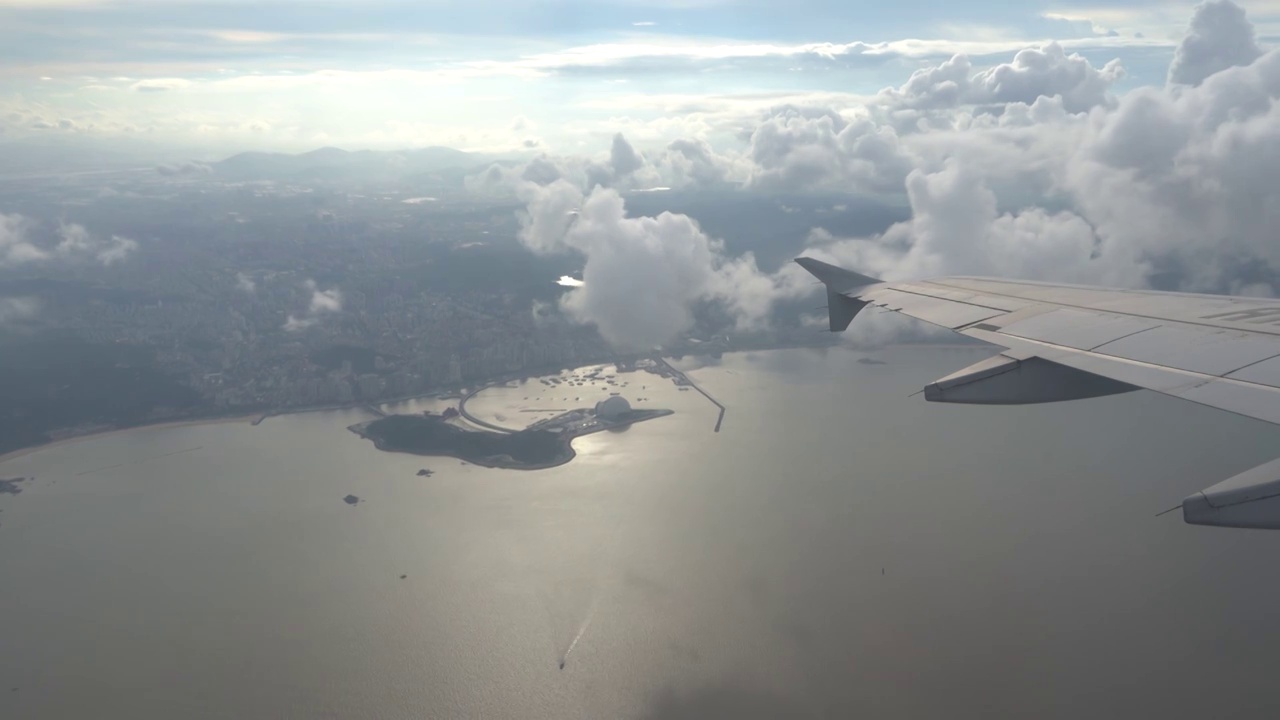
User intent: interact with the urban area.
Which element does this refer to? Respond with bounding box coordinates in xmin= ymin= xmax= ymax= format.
xmin=0 ymin=149 xmax=846 ymax=454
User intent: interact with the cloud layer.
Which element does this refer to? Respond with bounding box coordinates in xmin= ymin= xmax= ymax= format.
xmin=493 ymin=1 xmax=1280 ymax=349
xmin=0 ymin=0 xmax=1189 ymax=156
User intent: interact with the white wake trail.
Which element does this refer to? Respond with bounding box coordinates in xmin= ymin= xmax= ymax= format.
xmin=558 ymin=593 xmax=602 ymax=669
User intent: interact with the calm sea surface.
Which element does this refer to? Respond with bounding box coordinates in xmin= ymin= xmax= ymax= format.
xmin=3 ymin=346 xmax=1280 ymax=719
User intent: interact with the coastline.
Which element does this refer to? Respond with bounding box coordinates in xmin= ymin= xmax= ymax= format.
xmin=0 ymin=343 xmax=977 ymax=469
xmin=0 ymin=414 xmax=262 ymax=466
xmin=0 ymin=392 xmax=452 ymax=468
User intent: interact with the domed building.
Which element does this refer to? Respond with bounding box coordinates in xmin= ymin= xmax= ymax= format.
xmin=594 ymin=396 xmax=632 ymax=421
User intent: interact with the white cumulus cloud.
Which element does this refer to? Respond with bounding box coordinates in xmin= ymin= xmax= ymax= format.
xmin=745 ymin=107 xmax=915 ymax=193
xmin=284 ymin=280 xmax=343 ymax=332
xmin=882 ymin=42 xmax=1124 ymax=114
xmin=56 ymin=223 xmax=139 ymax=265
xmin=517 ymin=180 xmax=775 ymax=349
xmin=1168 ymin=0 xmax=1262 ymax=86
xmin=0 ymin=216 xmax=139 ymax=267
xmin=306 ymin=279 xmax=343 ymax=313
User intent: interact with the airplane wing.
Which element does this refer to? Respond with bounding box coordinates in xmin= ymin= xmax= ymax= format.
xmin=795 ymin=256 xmax=1280 ymax=530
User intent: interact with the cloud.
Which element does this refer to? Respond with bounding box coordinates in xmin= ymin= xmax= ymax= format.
xmin=666 ymin=137 xmax=735 ymax=187
xmin=0 ymin=213 xmax=49 ymax=267
xmin=790 ymin=9 xmax=1280 ymax=298
xmin=236 ymin=272 xmax=256 ymax=293
xmin=283 ymin=315 xmax=318 ymax=332
xmin=531 ymin=298 xmax=557 ymax=326
xmin=1168 ymin=0 xmax=1262 ymax=86
xmin=0 ymin=0 xmax=1191 ymax=155
xmin=305 ymin=279 xmax=343 ymax=313
xmin=491 ymin=2 xmax=1280 ymax=349
xmin=0 ymin=296 xmax=39 ymax=325
xmin=284 ymin=279 xmax=342 ymax=331
xmin=475 ymin=133 xmax=669 ymax=192
xmin=468 ymin=132 xmax=749 ymax=197
xmin=95 ymin=236 xmax=139 ymax=265
xmin=744 ymin=107 xmax=915 ymax=193
xmin=130 ymin=78 xmax=192 ymax=92
xmin=1 ymin=215 xmax=138 ymax=268
xmin=880 ymin=42 xmax=1125 ymax=115
xmin=1060 ymin=51 xmax=1280 ymax=292
xmin=470 ymin=34 xmax=1173 ymax=78
xmin=798 ymin=161 xmax=1147 ymax=287
xmin=55 ymin=223 xmax=139 ymax=265
xmin=516 ymin=180 xmax=775 ymax=349
xmin=608 ymin=132 xmax=644 ymax=177
xmin=582 ymin=132 xmax=646 ymax=189
xmin=156 ymin=161 xmax=213 ymax=176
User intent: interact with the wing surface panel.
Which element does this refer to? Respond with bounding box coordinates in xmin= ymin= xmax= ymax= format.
xmin=1092 ymin=326 xmax=1280 ymax=377
xmin=794 ymin=257 xmax=1280 ymax=529
xmin=815 ymin=272 xmax=1280 ymax=424
xmin=930 ymin=277 xmax=1280 ymax=335
xmin=1226 ymin=355 xmax=1280 ymax=386
xmin=998 ymin=309 xmax=1157 ymax=350
xmin=862 ymin=287 xmax=1007 ymax=329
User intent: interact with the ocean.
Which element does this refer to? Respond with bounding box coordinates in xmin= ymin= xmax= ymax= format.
xmin=3 ymin=345 xmax=1280 ymax=719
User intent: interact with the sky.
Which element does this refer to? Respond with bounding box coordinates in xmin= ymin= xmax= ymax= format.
xmin=5 ymin=0 xmax=1280 ymax=350
xmin=2 ymin=0 xmax=1277 ymax=154
xmin=481 ymin=0 xmax=1280 ymax=349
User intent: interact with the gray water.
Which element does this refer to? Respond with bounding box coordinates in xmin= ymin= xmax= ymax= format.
xmin=3 ymin=345 xmax=1280 ymax=719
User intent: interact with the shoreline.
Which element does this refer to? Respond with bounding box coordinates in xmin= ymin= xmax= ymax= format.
xmin=0 ymin=343 xmax=985 ymax=468
xmin=0 ymin=393 xmax=458 ymax=468
xmin=0 ymin=414 xmax=262 ymax=466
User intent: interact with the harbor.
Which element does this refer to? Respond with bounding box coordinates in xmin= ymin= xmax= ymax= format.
xmin=454 ymin=355 xmax=728 ymax=435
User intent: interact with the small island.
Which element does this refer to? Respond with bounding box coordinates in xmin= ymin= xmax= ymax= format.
xmin=350 ymin=398 xmax=672 ymax=470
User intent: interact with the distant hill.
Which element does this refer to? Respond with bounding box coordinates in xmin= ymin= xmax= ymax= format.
xmin=214 ymin=146 xmax=486 ymax=182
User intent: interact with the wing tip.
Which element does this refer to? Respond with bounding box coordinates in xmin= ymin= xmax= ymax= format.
xmin=793 ymin=257 xmax=880 ymax=291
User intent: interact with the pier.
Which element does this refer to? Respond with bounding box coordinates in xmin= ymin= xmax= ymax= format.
xmin=655 ymin=358 xmax=726 ymax=432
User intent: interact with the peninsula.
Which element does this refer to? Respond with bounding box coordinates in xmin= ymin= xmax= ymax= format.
xmin=349 ymin=402 xmax=672 ymax=470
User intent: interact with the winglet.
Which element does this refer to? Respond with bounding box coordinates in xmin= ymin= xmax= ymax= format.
xmin=794 ymin=257 xmax=878 ymax=332
xmin=794 ymin=257 xmax=880 ymax=294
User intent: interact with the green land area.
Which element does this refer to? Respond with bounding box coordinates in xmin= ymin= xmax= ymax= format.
xmin=349 ymin=414 xmax=573 ymax=470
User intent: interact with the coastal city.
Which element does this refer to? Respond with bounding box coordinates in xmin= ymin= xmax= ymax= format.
xmin=0 ymin=157 xmax=843 ymax=454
